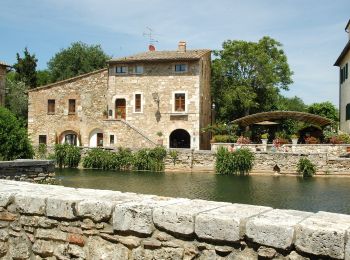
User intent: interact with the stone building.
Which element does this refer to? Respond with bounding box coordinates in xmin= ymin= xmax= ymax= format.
xmin=28 ymin=42 xmax=212 ymax=150
xmin=335 ymin=19 xmax=350 ymax=132
xmin=0 ymin=61 xmax=11 ymax=107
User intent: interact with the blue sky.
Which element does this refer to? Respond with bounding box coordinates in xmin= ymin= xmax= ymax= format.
xmin=0 ymin=0 xmax=349 ymax=106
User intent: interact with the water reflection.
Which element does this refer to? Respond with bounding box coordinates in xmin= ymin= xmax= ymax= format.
xmin=56 ymin=169 xmax=350 ymax=214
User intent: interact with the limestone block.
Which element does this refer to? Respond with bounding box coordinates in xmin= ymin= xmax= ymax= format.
xmin=0 ymin=229 xmax=8 ymax=241
xmin=46 ymin=195 xmax=82 ymax=219
xmin=0 ymin=192 xmax=13 ymax=207
xmin=8 ymin=235 xmax=31 ymax=260
xmin=87 ymin=236 xmax=129 ymax=260
xmin=113 ymin=197 xmax=187 ymax=235
xmin=246 ymin=209 xmax=312 ymax=249
xmin=346 ymin=228 xmax=350 ymax=260
xmin=295 ymin=211 xmax=350 ymax=259
xmin=32 ymin=239 xmax=54 ymax=257
xmin=131 ymin=246 xmax=184 ymax=260
xmin=15 ymin=193 xmax=47 ymax=215
xmin=36 ymin=228 xmax=67 ymax=242
xmin=195 ymin=204 xmax=272 ymax=242
xmin=76 ymin=199 xmax=115 ymax=222
xmin=153 ymin=199 xmax=229 ymax=235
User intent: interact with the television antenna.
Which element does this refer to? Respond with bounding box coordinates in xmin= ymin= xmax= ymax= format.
xmin=143 ymin=27 xmax=159 ymax=46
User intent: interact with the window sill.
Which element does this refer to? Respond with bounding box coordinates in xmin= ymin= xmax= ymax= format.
xmin=171 ymin=112 xmax=188 ymax=115
xmin=68 ymin=113 xmax=76 ymax=115
xmin=47 ymin=113 xmax=55 ymax=115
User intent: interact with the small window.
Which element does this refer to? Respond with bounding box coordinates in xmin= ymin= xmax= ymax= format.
xmin=175 ymin=64 xmax=187 ymax=72
xmin=346 ymin=104 xmax=350 ymax=121
xmin=68 ymin=99 xmax=76 ymax=114
xmin=116 ymin=66 xmax=128 ymax=74
xmin=135 ymin=65 xmax=143 ymax=74
xmin=346 ymin=63 xmax=348 ymax=80
xmin=39 ymin=135 xmax=47 ymax=145
xmin=110 ymin=135 xmax=115 ymax=145
xmin=135 ymin=94 xmax=141 ymax=112
xmin=47 ymin=99 xmax=55 ymax=114
xmin=175 ymin=93 xmax=186 ymax=112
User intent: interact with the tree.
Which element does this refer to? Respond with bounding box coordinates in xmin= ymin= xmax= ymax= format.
xmin=307 ymin=101 xmax=338 ymax=123
xmin=212 ymin=37 xmax=293 ymax=121
xmin=5 ymin=78 xmax=28 ymax=120
xmin=36 ymin=69 xmax=52 ymax=86
xmin=13 ymin=47 xmax=38 ymax=88
xmin=276 ymin=95 xmax=307 ymax=112
xmin=48 ymin=42 xmax=111 ymax=82
xmin=0 ymin=107 xmax=33 ymax=160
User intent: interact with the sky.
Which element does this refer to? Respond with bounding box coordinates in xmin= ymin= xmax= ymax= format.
xmin=0 ymin=0 xmax=349 ymax=106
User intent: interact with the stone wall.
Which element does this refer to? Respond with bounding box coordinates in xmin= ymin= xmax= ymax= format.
xmin=0 ymin=180 xmax=349 ymax=259
xmin=0 ymin=160 xmax=55 ymax=183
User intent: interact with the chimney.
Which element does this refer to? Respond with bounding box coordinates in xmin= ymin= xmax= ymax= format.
xmin=149 ymin=44 xmax=155 ymax=51
xmin=178 ymin=41 xmax=186 ymax=52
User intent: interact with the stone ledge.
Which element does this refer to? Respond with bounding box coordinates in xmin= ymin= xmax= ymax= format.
xmin=0 ymin=180 xmax=349 ymax=258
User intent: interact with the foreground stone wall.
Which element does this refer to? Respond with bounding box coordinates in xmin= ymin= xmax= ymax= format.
xmin=0 ymin=160 xmax=55 ymax=183
xmin=0 ymin=180 xmax=349 ymax=259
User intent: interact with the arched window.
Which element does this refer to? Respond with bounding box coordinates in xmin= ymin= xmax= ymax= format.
xmin=169 ymin=129 xmax=191 ymax=148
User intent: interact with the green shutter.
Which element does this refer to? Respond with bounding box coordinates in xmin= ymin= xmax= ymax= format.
xmin=346 ymin=104 xmax=350 ymax=120
xmin=346 ymin=63 xmax=348 ymax=79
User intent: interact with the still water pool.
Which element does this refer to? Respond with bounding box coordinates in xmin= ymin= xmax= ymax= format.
xmin=56 ymin=169 xmax=350 ymax=214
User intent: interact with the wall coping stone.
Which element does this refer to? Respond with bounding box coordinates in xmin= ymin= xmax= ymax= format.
xmin=0 ymin=180 xmax=349 ymax=258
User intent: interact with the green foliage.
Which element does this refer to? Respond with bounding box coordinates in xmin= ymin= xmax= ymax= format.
xmin=48 ymin=42 xmax=111 ymax=82
xmin=117 ymin=147 xmax=133 ymax=170
xmin=54 ymin=144 xmax=80 ymax=168
xmin=83 ymin=148 xmax=120 ymax=170
xmin=276 ymin=96 xmax=307 ymax=112
xmin=133 ymin=147 xmax=167 ymax=171
xmin=5 ymin=78 xmax=28 ymax=120
xmin=307 ymin=102 xmax=338 ymax=127
xmin=297 ymin=157 xmax=316 ymax=178
xmin=35 ymin=144 xmax=47 ymax=159
xmin=215 ymin=147 xmax=254 ymax=175
xmin=323 ymin=130 xmax=350 ymax=144
xmin=0 ymin=107 xmax=33 ymax=160
xmin=13 ymin=47 xmax=38 ymax=88
xmin=37 ymin=69 xmax=52 ymax=86
xmin=260 ymin=133 xmax=269 ymax=139
xmin=169 ymin=150 xmax=179 ymax=166
xmin=212 ymin=135 xmax=237 ymax=143
xmin=212 ymin=36 xmax=293 ymax=121
xmin=202 ymin=123 xmax=238 ymax=136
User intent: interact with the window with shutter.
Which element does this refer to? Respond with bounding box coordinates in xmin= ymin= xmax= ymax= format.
xmin=175 ymin=93 xmax=186 ymax=112
xmin=48 ymin=99 xmax=55 ymax=114
xmin=346 ymin=104 xmax=350 ymax=121
xmin=135 ymin=94 xmax=141 ymax=112
xmin=346 ymin=63 xmax=348 ymax=80
xmin=68 ymin=99 xmax=76 ymax=114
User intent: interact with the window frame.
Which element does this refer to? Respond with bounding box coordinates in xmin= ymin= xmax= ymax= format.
xmin=110 ymin=134 xmax=115 ymax=145
xmin=134 ymin=65 xmax=143 ymax=74
xmin=172 ymin=91 xmax=187 ymax=113
xmin=38 ymin=135 xmax=47 ymax=145
xmin=134 ymin=93 xmax=142 ymax=113
xmin=174 ymin=64 xmax=188 ymax=73
xmin=68 ymin=99 xmax=76 ymax=114
xmin=47 ymin=99 xmax=55 ymax=114
xmin=116 ymin=66 xmax=128 ymax=74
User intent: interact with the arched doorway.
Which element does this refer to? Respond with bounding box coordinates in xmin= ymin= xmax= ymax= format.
xmin=169 ymin=129 xmax=191 ymax=148
xmin=89 ymin=129 xmax=104 ymax=147
xmin=60 ymin=130 xmax=80 ymax=146
xmin=115 ymin=99 xmax=126 ymax=119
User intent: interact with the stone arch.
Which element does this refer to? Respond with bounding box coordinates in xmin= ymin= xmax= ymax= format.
xmin=59 ymin=130 xmax=80 ymax=146
xmin=169 ymin=129 xmax=191 ymax=148
xmin=89 ymin=128 xmax=104 ymax=147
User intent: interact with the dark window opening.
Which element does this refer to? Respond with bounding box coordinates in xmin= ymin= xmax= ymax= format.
xmin=97 ymin=133 xmax=103 ymax=147
xmin=69 ymin=99 xmax=76 ymax=114
xmin=175 ymin=64 xmax=187 ymax=72
xmin=39 ymin=135 xmax=47 ymax=145
xmin=135 ymin=94 xmax=141 ymax=112
xmin=65 ymin=134 xmax=77 ymax=145
xmin=110 ymin=135 xmax=115 ymax=145
xmin=346 ymin=104 xmax=350 ymax=121
xmin=169 ymin=129 xmax=191 ymax=148
xmin=116 ymin=66 xmax=127 ymax=74
xmin=48 ymin=99 xmax=55 ymax=114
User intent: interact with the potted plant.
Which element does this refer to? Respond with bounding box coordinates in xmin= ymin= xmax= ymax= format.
xmin=116 ymin=109 xmax=123 ymax=119
xmin=261 ymin=133 xmax=269 ymax=145
xmin=103 ymin=110 xmax=108 ymax=119
xmin=290 ymin=134 xmax=298 ymax=145
xmin=156 ymin=131 xmax=163 ymax=145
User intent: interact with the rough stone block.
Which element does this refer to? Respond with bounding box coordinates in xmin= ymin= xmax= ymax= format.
xmin=153 ymin=199 xmax=229 ymax=235
xmin=0 ymin=192 xmax=13 ymax=207
xmin=131 ymin=246 xmax=184 ymax=260
xmin=36 ymin=228 xmax=67 ymax=242
xmin=32 ymin=239 xmax=54 ymax=257
xmin=113 ymin=197 xmax=187 ymax=235
xmin=76 ymin=199 xmax=114 ymax=222
xmin=195 ymin=203 xmax=272 ymax=242
xmin=15 ymin=193 xmax=47 ymax=215
xmin=246 ymin=209 xmax=312 ymax=249
xmin=295 ymin=211 xmax=350 ymax=259
xmin=87 ymin=236 xmax=129 ymax=260
xmin=46 ymin=196 xmax=82 ymax=219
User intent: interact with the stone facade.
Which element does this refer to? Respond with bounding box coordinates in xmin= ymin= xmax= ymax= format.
xmin=335 ymin=19 xmax=350 ymax=133
xmin=0 ymin=180 xmax=349 ymax=259
xmin=28 ymin=42 xmax=212 ymax=150
xmin=0 ymin=61 xmax=10 ymax=107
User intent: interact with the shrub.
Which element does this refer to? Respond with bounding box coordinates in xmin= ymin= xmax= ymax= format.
xmin=35 ymin=144 xmax=47 ymax=159
xmin=212 ymin=135 xmax=237 ymax=143
xmin=83 ymin=148 xmax=120 ymax=170
xmin=169 ymin=150 xmax=179 ymax=166
xmin=215 ymin=147 xmax=254 ymax=175
xmin=133 ymin=147 xmax=167 ymax=171
xmin=236 ymin=136 xmax=251 ymax=144
xmin=260 ymin=133 xmax=269 ymax=139
xmin=297 ymin=157 xmax=316 ymax=178
xmin=117 ymin=147 xmax=133 ymax=170
xmin=0 ymin=107 xmax=33 ymax=160
xmin=54 ymin=144 xmax=81 ymax=168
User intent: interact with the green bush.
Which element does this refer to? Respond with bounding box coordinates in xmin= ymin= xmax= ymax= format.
xmin=83 ymin=148 xmax=120 ymax=170
xmin=117 ymin=147 xmax=133 ymax=170
xmin=0 ymin=107 xmax=33 ymax=160
xmin=215 ymin=147 xmax=254 ymax=175
xmin=297 ymin=157 xmax=316 ymax=178
xmin=133 ymin=147 xmax=167 ymax=172
xmin=35 ymin=144 xmax=47 ymax=159
xmin=169 ymin=150 xmax=179 ymax=166
xmin=54 ymin=144 xmax=81 ymax=168
xmin=212 ymin=135 xmax=237 ymax=143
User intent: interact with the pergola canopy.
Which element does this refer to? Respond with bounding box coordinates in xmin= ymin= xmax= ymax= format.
xmin=231 ymin=111 xmax=333 ymax=127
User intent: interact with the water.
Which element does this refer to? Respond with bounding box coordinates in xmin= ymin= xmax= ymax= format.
xmin=56 ymin=169 xmax=350 ymax=214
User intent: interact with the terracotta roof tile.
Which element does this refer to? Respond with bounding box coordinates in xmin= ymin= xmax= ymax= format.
xmin=109 ymin=49 xmax=211 ymax=63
